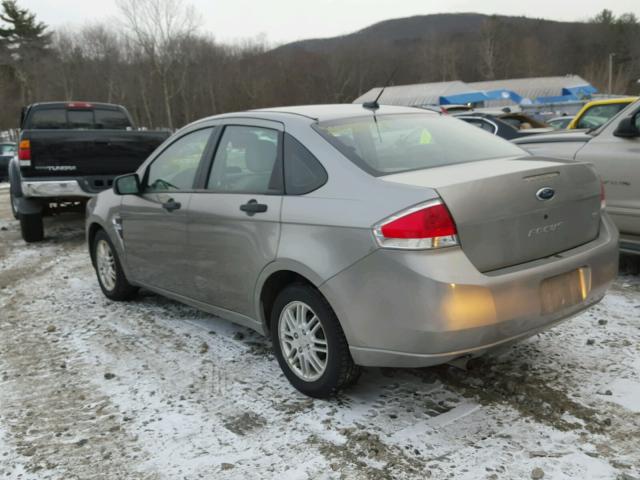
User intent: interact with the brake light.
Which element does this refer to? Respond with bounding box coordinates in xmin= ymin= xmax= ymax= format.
xmin=18 ymin=139 xmax=31 ymax=161
xmin=374 ymin=200 xmax=459 ymax=249
xmin=67 ymin=102 xmax=93 ymax=109
xmin=600 ymin=180 xmax=606 ymax=210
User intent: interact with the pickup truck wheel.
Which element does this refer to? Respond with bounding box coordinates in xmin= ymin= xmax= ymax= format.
xmin=92 ymin=230 xmax=138 ymax=301
xmin=270 ymin=284 xmax=360 ymax=398
xmin=9 ymin=191 xmax=18 ymax=219
xmin=19 ymin=212 xmax=44 ymax=242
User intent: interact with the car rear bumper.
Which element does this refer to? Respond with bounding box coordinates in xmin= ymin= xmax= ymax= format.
xmin=320 ymin=214 xmax=619 ymax=368
xmin=22 ymin=179 xmax=90 ymax=198
xmin=21 ymin=175 xmax=117 ymax=198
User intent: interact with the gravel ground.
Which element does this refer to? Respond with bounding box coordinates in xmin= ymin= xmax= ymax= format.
xmin=0 ymin=184 xmax=639 ymax=480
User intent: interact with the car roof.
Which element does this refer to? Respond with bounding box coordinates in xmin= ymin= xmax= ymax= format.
xmin=581 ymin=97 xmax=638 ymax=107
xmin=250 ymin=104 xmax=431 ymax=122
xmin=26 ymin=101 xmax=126 ymax=110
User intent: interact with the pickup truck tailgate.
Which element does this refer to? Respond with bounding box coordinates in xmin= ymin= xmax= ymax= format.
xmin=25 ymin=130 xmax=169 ymax=177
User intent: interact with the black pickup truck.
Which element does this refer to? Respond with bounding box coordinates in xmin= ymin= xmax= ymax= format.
xmin=8 ymin=102 xmax=170 ymax=242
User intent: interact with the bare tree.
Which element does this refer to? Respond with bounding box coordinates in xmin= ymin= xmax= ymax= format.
xmin=116 ymin=0 xmax=200 ymax=129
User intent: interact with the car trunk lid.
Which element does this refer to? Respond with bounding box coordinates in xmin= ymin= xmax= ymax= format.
xmin=381 ymin=156 xmax=601 ymax=272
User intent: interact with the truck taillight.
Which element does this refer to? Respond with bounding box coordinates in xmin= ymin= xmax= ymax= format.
xmin=373 ymin=200 xmax=459 ymax=250
xmin=18 ymin=139 xmax=31 ymax=161
xmin=600 ymin=180 xmax=606 ymax=210
xmin=67 ymin=102 xmax=93 ymax=109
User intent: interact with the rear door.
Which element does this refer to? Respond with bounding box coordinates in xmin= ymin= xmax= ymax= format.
xmin=121 ymin=127 xmax=215 ymax=293
xmin=187 ymin=119 xmax=283 ymax=317
xmin=576 ymin=106 xmax=640 ymax=238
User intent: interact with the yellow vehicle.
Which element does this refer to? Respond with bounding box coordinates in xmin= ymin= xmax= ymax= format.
xmin=568 ymin=97 xmax=638 ymax=130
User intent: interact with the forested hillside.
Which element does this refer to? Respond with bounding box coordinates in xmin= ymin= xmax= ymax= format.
xmin=0 ymin=1 xmax=638 ymax=129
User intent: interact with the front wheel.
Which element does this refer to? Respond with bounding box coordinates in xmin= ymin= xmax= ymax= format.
xmin=92 ymin=230 xmax=138 ymax=301
xmin=271 ymin=284 xmax=360 ymax=398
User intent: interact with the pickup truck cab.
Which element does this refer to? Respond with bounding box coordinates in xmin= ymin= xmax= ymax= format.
xmin=514 ymin=99 xmax=640 ymax=255
xmin=9 ymin=102 xmax=170 ymax=242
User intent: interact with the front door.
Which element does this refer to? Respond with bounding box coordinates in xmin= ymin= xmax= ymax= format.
xmin=188 ymin=121 xmax=283 ymax=317
xmin=121 ymin=127 xmax=215 ymax=293
xmin=578 ymin=110 xmax=640 ymax=237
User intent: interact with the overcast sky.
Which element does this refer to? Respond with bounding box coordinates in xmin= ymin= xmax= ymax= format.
xmin=19 ymin=0 xmax=640 ymax=45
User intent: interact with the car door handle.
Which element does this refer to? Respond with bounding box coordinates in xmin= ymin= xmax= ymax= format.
xmin=162 ymin=199 xmax=181 ymax=212
xmin=240 ymin=199 xmax=268 ymax=215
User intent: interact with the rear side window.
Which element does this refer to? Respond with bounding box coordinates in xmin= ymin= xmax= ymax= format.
xmin=207 ymin=126 xmax=282 ymax=194
xmin=284 ymin=133 xmax=327 ymax=194
xmin=315 ymin=114 xmax=525 ymax=176
xmin=29 ymin=109 xmax=67 ymax=129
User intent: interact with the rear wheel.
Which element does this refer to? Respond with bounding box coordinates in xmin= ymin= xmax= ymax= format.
xmin=19 ymin=212 xmax=44 ymax=242
xmin=271 ymin=284 xmax=360 ymax=398
xmin=92 ymin=230 xmax=138 ymax=301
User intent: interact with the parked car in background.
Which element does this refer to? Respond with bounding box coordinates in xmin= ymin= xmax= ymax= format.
xmin=547 ymin=116 xmax=574 ymax=130
xmin=0 ymin=142 xmax=16 ymax=182
xmin=87 ymin=104 xmax=617 ymax=397
xmin=515 ymin=99 xmax=640 ymax=255
xmin=567 ymin=97 xmax=638 ymax=130
xmin=8 ymin=102 xmax=170 ymax=242
xmin=454 ymin=112 xmax=552 ymax=140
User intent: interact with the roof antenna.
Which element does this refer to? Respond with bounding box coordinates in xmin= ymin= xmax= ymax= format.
xmin=363 ymin=66 xmax=398 ymax=111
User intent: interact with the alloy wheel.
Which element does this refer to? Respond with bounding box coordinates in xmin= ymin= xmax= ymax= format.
xmin=278 ymin=301 xmax=328 ymax=381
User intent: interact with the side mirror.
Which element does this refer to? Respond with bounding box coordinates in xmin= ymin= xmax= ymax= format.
xmin=613 ymin=116 xmax=640 ymax=138
xmin=114 ymin=173 xmax=141 ymax=195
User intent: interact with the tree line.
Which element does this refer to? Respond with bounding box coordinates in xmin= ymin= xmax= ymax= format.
xmin=0 ymin=0 xmax=638 ymax=130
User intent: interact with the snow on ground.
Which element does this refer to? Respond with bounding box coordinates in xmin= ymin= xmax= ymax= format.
xmin=0 ymin=190 xmax=639 ymax=480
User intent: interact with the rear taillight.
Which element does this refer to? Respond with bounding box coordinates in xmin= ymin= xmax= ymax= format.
xmin=374 ymin=200 xmax=459 ymax=250
xmin=18 ymin=139 xmax=31 ymax=162
xmin=600 ymin=180 xmax=606 ymax=210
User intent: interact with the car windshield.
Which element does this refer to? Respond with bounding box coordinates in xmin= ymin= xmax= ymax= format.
xmin=577 ymin=103 xmax=629 ymax=129
xmin=0 ymin=144 xmax=15 ymax=155
xmin=315 ymin=113 xmax=525 ymax=176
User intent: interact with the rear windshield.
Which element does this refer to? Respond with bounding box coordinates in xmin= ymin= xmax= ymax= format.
xmin=28 ymin=107 xmax=132 ymax=130
xmin=314 ymin=113 xmax=525 ymax=176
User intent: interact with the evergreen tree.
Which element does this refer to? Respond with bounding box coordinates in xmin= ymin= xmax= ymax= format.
xmin=0 ymin=0 xmax=50 ymax=55
xmin=0 ymin=0 xmax=50 ymax=104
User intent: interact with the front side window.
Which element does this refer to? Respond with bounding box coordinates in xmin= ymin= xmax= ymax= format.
xmin=207 ymin=126 xmax=281 ymax=194
xmin=577 ymin=104 xmax=628 ymax=129
xmin=146 ymin=128 xmax=213 ymax=192
xmin=315 ymin=114 xmax=525 ymax=176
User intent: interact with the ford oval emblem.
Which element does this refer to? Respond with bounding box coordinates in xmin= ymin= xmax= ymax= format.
xmin=536 ymin=187 xmax=555 ymax=201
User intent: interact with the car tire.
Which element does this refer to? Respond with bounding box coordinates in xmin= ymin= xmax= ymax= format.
xmin=270 ymin=283 xmax=360 ymax=398
xmin=92 ymin=229 xmax=138 ymax=301
xmin=9 ymin=191 xmax=18 ymax=219
xmin=19 ymin=212 xmax=44 ymax=242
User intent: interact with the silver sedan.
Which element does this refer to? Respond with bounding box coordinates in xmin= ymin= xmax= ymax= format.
xmin=86 ymin=104 xmax=618 ymax=397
